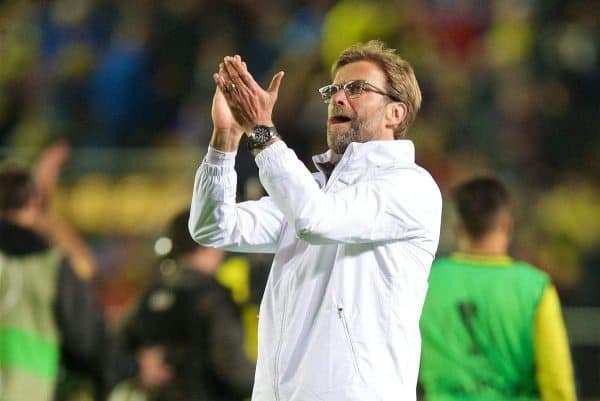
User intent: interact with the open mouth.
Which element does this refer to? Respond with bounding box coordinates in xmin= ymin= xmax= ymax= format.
xmin=329 ymin=116 xmax=352 ymax=124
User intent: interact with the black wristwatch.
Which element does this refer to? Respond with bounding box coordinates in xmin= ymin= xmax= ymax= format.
xmin=246 ymin=125 xmax=278 ymax=151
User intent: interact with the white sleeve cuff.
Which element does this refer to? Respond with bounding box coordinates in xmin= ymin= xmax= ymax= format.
xmin=205 ymin=145 xmax=237 ymax=167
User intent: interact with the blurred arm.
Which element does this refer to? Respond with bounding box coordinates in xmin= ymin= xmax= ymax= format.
xmin=34 ymin=142 xmax=97 ymax=279
xmin=39 ymin=211 xmax=96 ymax=280
xmin=534 ymin=284 xmax=576 ymax=401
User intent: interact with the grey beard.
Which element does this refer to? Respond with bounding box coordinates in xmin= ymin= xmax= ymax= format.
xmin=327 ymin=121 xmax=361 ymax=155
xmin=327 ymin=114 xmax=382 ymax=155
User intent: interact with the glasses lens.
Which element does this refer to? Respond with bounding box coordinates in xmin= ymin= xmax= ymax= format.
xmin=344 ymin=81 xmax=364 ymax=98
xmin=319 ymin=85 xmax=337 ymax=103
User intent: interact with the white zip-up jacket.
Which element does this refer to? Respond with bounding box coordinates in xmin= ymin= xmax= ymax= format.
xmin=189 ymin=139 xmax=442 ymax=401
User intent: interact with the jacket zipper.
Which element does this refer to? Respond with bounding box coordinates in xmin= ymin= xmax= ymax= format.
xmin=274 ymin=290 xmax=290 ymax=401
xmin=337 ymin=305 xmax=361 ymax=377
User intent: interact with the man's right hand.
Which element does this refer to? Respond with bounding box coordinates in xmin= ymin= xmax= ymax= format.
xmin=210 ymin=74 xmax=244 ymax=152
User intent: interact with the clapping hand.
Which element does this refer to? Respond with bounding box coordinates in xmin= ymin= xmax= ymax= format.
xmin=210 ymin=55 xmax=284 ymax=151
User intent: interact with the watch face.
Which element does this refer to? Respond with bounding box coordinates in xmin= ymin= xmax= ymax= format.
xmin=252 ymin=125 xmax=272 ymax=144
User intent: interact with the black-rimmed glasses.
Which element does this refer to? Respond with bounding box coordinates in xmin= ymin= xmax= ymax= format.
xmin=318 ymin=80 xmax=400 ymax=104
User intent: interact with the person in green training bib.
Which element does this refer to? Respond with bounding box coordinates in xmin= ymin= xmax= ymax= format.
xmin=419 ymin=177 xmax=576 ymax=401
xmin=0 ymin=144 xmax=172 ymax=401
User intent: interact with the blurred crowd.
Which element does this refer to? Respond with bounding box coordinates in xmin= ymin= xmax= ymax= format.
xmin=0 ymin=0 xmax=599 ymax=397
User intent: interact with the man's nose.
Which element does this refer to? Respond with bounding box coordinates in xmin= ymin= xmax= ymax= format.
xmin=331 ymin=88 xmax=348 ymax=105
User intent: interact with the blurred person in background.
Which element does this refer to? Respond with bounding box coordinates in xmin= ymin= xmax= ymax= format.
xmin=419 ymin=177 xmax=576 ymax=401
xmin=189 ymin=40 xmax=442 ymax=401
xmin=115 ymin=209 xmax=255 ymax=401
xmin=0 ymin=143 xmax=171 ymax=401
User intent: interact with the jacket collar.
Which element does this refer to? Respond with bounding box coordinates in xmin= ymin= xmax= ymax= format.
xmin=0 ymin=220 xmax=49 ymax=255
xmin=312 ymin=139 xmax=415 ymax=176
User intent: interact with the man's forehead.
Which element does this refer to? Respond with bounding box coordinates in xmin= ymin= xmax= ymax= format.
xmin=333 ymin=60 xmax=386 ymax=84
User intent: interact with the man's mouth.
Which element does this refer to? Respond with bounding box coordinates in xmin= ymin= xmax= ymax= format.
xmin=329 ymin=116 xmax=352 ymax=124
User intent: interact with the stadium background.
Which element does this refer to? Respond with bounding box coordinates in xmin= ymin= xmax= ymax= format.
xmin=0 ymin=0 xmax=598 ymax=398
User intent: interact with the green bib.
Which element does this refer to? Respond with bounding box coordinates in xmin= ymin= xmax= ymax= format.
xmin=0 ymin=249 xmax=62 ymax=401
xmin=419 ymin=253 xmax=549 ymax=401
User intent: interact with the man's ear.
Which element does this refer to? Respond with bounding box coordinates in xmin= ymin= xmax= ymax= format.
xmin=386 ymin=102 xmax=407 ymax=130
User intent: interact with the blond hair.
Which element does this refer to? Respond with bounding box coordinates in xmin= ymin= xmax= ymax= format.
xmin=331 ymin=40 xmax=422 ymax=138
